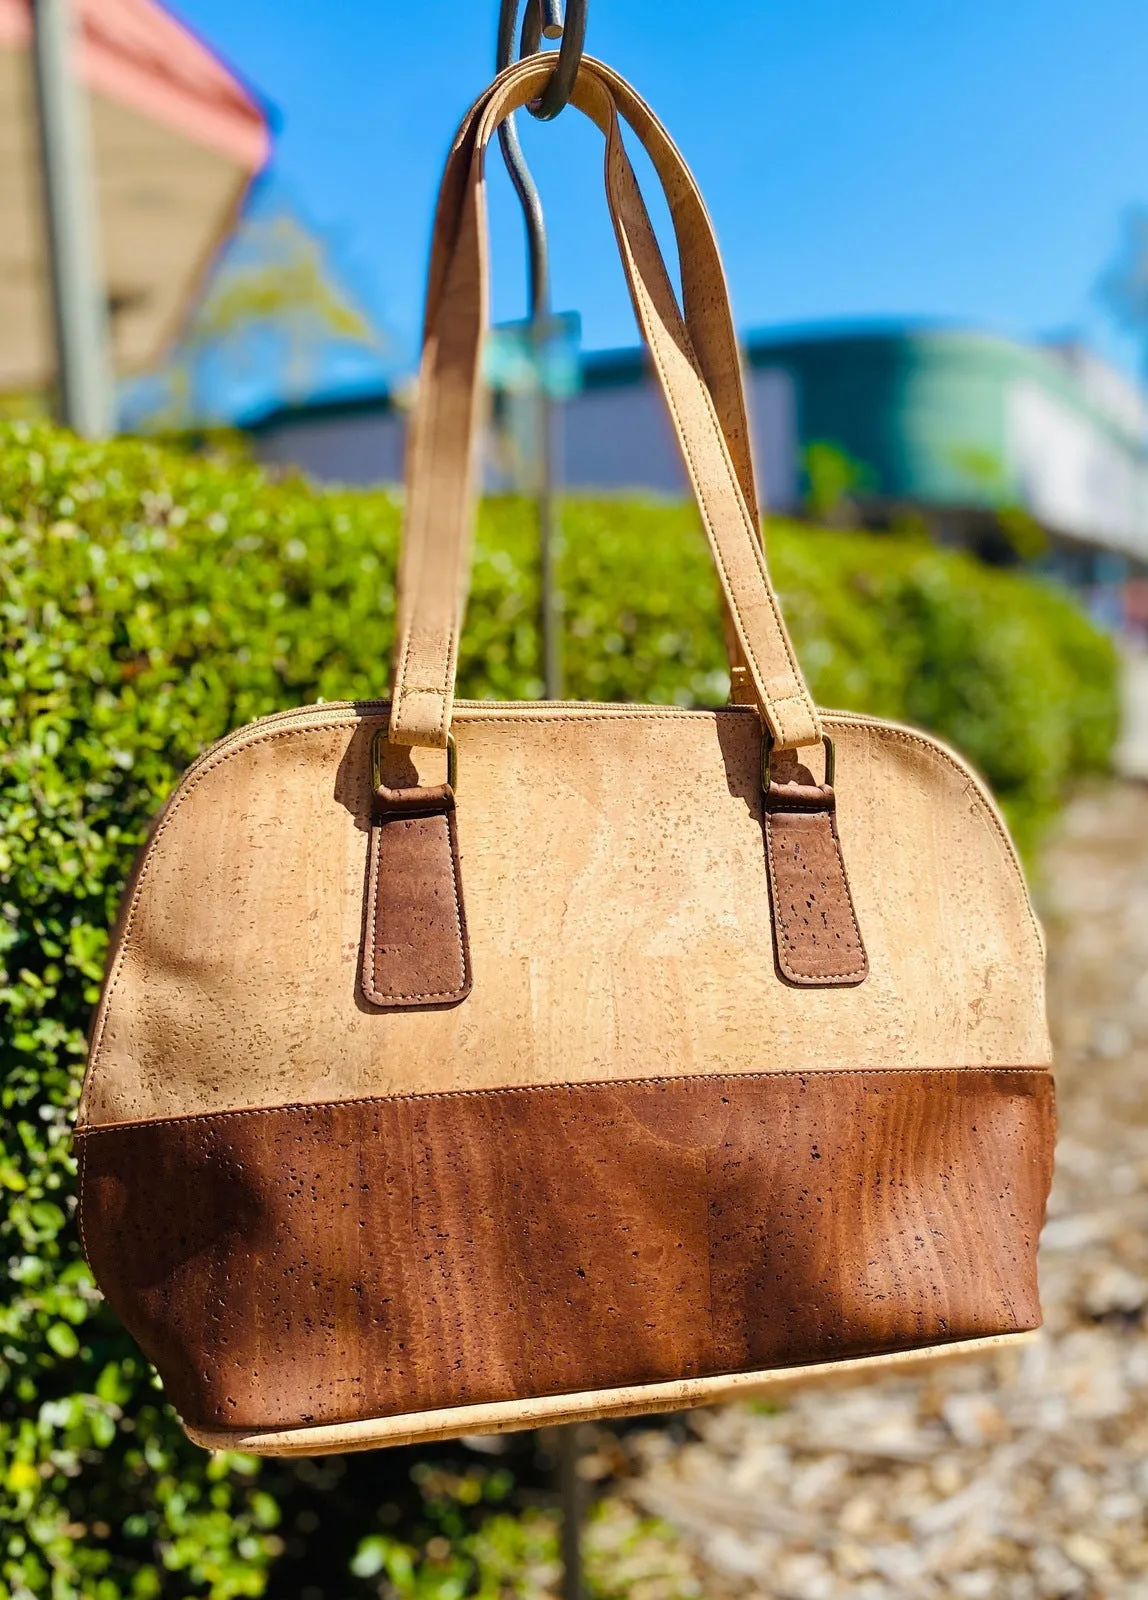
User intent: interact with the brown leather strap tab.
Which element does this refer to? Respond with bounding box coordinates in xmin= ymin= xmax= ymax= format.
xmin=764 ymin=778 xmax=868 ymax=988
xmin=374 ymin=782 xmax=455 ymax=814
xmin=362 ymin=786 xmax=472 ymax=1008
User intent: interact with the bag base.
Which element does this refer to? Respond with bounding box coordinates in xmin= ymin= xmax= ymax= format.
xmin=184 ymin=1331 xmax=1036 ymax=1457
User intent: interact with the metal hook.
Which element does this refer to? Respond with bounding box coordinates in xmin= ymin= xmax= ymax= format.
xmin=520 ymin=0 xmax=588 ymax=122
xmin=495 ymin=0 xmax=588 ymax=308
xmin=496 ymin=0 xmax=549 ymax=320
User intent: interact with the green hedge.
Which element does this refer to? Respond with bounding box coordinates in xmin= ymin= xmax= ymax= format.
xmin=0 ymin=420 xmax=1118 ymax=1598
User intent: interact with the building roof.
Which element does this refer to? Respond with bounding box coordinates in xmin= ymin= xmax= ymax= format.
xmin=0 ymin=0 xmax=271 ymax=390
xmin=0 ymin=0 xmax=269 ymax=167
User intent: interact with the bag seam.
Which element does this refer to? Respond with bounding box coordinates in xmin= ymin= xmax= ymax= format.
xmin=75 ymin=1065 xmax=1054 ymax=1139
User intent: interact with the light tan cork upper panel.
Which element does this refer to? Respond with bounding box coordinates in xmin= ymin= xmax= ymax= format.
xmin=79 ymin=703 xmax=1050 ymax=1127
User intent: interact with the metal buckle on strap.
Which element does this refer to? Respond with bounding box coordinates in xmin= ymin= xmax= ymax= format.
xmin=762 ymin=733 xmax=835 ymax=791
xmin=371 ymin=728 xmax=457 ymax=794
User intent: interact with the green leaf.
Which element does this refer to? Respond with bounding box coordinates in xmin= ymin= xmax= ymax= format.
xmin=45 ymin=1322 xmax=80 ymax=1358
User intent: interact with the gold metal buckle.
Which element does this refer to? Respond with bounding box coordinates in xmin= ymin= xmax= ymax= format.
xmin=762 ymin=733 xmax=835 ymax=789
xmin=371 ymin=729 xmax=457 ymax=793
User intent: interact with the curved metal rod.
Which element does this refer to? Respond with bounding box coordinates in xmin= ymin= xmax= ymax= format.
xmin=520 ymin=0 xmax=587 ymax=122
xmin=496 ymin=0 xmax=549 ymax=316
xmin=495 ymin=0 xmax=589 ymax=301
xmin=538 ymin=0 xmax=565 ymax=39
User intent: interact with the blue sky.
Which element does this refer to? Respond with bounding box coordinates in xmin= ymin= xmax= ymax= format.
xmin=172 ymin=0 xmax=1148 ymax=396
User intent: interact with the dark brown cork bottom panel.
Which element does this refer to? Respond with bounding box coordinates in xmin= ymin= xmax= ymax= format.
xmin=77 ymin=1068 xmax=1055 ymax=1432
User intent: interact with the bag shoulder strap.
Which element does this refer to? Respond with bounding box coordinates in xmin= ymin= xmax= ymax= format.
xmin=388 ymin=55 xmax=821 ymax=753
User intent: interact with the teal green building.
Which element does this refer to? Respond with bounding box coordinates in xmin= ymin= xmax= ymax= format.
xmin=743 ymin=325 xmax=1148 ymax=559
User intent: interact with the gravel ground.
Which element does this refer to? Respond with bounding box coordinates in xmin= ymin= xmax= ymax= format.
xmin=615 ymin=781 xmax=1148 ymax=1600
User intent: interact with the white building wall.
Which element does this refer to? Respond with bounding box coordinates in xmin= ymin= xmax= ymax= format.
xmin=1045 ymin=343 xmax=1148 ymax=445
xmin=1007 ymin=379 xmax=1148 ymax=560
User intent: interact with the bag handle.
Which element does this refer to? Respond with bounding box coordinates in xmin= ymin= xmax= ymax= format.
xmin=388 ymin=56 xmax=822 ymax=753
xmin=576 ymin=58 xmax=767 ymax=711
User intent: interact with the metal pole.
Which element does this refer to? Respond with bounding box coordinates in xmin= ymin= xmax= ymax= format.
xmin=497 ymin=0 xmax=563 ymax=701
xmin=30 ymin=0 xmax=114 ymax=437
xmin=535 ymin=337 xmax=563 ymax=701
xmin=556 ymin=1425 xmax=585 ymax=1599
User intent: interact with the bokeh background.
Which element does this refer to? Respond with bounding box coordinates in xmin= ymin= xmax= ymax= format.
xmin=3 ymin=3 xmax=1148 ymax=1597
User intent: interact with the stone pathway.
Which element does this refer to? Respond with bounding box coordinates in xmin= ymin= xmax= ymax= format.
xmin=617 ymin=782 xmax=1148 ymax=1600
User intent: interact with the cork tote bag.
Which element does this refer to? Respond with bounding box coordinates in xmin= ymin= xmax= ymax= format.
xmin=75 ymin=57 xmax=1055 ymax=1457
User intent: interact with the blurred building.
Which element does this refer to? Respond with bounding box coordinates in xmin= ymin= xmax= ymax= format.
xmin=243 ymin=321 xmax=1148 ymax=569
xmin=247 ymin=385 xmax=406 ymax=486
xmin=0 ymin=0 xmax=269 ymax=395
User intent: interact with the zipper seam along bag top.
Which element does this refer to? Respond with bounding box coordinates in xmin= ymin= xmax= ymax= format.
xmin=74 ymin=55 xmax=1056 ymax=1457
